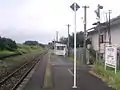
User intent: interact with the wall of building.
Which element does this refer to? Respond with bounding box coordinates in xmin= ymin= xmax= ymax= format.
xmin=110 ymin=25 xmax=120 ymax=47
xmin=90 ymin=33 xmax=99 ymax=51
xmin=90 ymin=24 xmax=120 ymax=54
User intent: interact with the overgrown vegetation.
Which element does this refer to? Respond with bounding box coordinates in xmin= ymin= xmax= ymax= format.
xmin=17 ymin=44 xmax=43 ymax=54
xmin=0 ymin=50 xmax=45 ymax=80
xmin=0 ymin=37 xmax=45 ymax=59
xmin=93 ymin=61 xmax=120 ymax=90
xmin=0 ymin=44 xmax=44 ymax=59
xmin=0 ymin=37 xmax=17 ymax=51
xmin=87 ymin=47 xmax=97 ymax=64
xmin=0 ymin=36 xmax=46 ymax=81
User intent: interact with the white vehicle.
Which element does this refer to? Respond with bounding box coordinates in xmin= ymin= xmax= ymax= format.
xmin=54 ymin=43 xmax=67 ymax=56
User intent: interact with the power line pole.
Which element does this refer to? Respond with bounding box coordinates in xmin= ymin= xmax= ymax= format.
xmin=95 ymin=4 xmax=103 ymax=61
xmin=56 ymin=31 xmax=58 ymax=42
xmin=67 ymin=24 xmax=71 ymax=56
xmin=108 ymin=10 xmax=112 ymax=44
xmin=98 ymin=4 xmax=101 ymax=61
xmin=82 ymin=6 xmax=89 ymax=64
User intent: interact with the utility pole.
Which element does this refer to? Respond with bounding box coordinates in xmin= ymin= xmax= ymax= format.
xmin=56 ymin=31 xmax=58 ymax=42
xmin=108 ymin=10 xmax=112 ymax=44
xmin=67 ymin=24 xmax=71 ymax=56
xmin=53 ymin=38 xmax=55 ymax=52
xmin=82 ymin=6 xmax=89 ymax=64
xmin=98 ymin=4 xmax=101 ymax=61
xmin=95 ymin=4 xmax=103 ymax=61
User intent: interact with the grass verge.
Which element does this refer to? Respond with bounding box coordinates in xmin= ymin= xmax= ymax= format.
xmin=43 ymin=54 xmax=53 ymax=89
xmin=0 ymin=44 xmax=44 ymax=60
xmin=92 ymin=62 xmax=120 ymax=90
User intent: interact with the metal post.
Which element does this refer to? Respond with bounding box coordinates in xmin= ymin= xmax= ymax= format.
xmin=87 ymin=50 xmax=90 ymax=64
xmin=97 ymin=4 xmax=101 ymax=61
xmin=83 ymin=6 xmax=89 ymax=64
xmin=104 ymin=13 xmax=108 ymax=61
xmin=70 ymin=2 xmax=80 ymax=88
xmin=98 ymin=23 xmax=101 ymax=61
xmin=54 ymin=38 xmax=55 ymax=54
xmin=104 ymin=30 xmax=107 ymax=61
xmin=73 ymin=3 xmax=77 ymax=88
xmin=96 ymin=51 xmax=98 ymax=62
xmin=108 ymin=10 xmax=112 ymax=45
xmin=56 ymin=31 xmax=58 ymax=42
xmin=67 ymin=24 xmax=70 ymax=56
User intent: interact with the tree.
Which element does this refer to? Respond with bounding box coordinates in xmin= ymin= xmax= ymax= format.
xmin=23 ymin=41 xmax=39 ymax=46
xmin=68 ymin=31 xmax=84 ymax=48
xmin=69 ymin=33 xmax=74 ymax=48
xmin=59 ymin=31 xmax=91 ymax=48
xmin=39 ymin=43 xmax=45 ymax=48
xmin=0 ymin=37 xmax=17 ymax=51
xmin=59 ymin=37 xmax=68 ymax=44
xmin=76 ymin=31 xmax=84 ymax=47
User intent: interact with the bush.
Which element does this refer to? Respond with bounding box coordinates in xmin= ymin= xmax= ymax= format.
xmin=93 ymin=62 xmax=120 ymax=90
xmin=89 ymin=56 xmax=96 ymax=64
xmin=89 ymin=48 xmax=96 ymax=58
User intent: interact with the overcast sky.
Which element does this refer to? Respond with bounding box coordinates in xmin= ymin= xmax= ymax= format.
xmin=0 ymin=0 xmax=120 ymax=44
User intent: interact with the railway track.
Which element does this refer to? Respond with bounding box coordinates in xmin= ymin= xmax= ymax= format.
xmin=0 ymin=51 xmax=47 ymax=90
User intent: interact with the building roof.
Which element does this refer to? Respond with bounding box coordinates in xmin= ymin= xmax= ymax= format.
xmin=88 ymin=15 xmax=120 ymax=35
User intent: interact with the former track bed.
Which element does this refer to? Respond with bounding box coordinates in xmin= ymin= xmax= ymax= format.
xmin=0 ymin=51 xmax=47 ymax=90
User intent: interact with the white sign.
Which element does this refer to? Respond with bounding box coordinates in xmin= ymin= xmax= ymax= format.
xmin=105 ymin=45 xmax=117 ymax=74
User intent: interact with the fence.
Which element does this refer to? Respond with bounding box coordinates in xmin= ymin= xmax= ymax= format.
xmin=69 ymin=48 xmax=90 ymax=64
xmin=69 ymin=47 xmax=120 ymax=67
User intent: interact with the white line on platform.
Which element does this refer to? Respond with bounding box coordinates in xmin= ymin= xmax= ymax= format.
xmin=68 ymin=69 xmax=74 ymax=76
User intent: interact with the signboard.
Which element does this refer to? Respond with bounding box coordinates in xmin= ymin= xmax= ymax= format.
xmin=70 ymin=2 xmax=80 ymax=11
xmin=105 ymin=45 xmax=117 ymax=74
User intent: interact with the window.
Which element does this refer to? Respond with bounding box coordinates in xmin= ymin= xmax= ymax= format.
xmin=100 ymin=34 xmax=104 ymax=43
xmin=57 ymin=46 xmax=65 ymax=50
xmin=100 ymin=53 xmax=104 ymax=59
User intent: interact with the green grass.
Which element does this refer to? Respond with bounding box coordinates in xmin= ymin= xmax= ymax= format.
xmin=17 ymin=44 xmax=43 ymax=54
xmin=0 ymin=50 xmax=16 ymax=56
xmin=93 ymin=62 xmax=120 ymax=90
xmin=0 ymin=50 xmax=18 ymax=59
xmin=0 ymin=44 xmax=45 ymax=60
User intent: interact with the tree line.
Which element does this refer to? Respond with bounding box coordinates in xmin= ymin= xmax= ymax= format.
xmin=23 ymin=40 xmax=45 ymax=48
xmin=0 ymin=36 xmax=45 ymax=51
xmin=59 ymin=31 xmax=91 ymax=48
